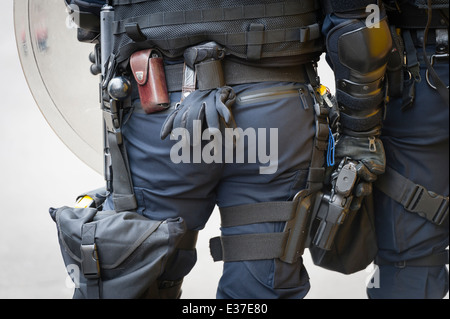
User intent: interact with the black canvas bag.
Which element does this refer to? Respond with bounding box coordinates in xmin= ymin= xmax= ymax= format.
xmin=49 ymin=191 xmax=187 ymax=299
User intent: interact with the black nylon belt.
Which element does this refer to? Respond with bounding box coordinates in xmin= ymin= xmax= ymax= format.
xmin=163 ymin=59 xmax=309 ymax=93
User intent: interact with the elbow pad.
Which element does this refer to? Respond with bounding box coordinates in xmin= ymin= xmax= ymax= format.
xmin=326 ymin=17 xmax=392 ymax=133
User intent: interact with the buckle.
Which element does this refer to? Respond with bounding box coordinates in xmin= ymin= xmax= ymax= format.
xmin=425 ymin=53 xmax=450 ymax=90
xmin=404 ymin=185 xmax=449 ymax=226
xmin=103 ymin=99 xmax=123 ymax=145
xmin=80 ymin=243 xmax=101 ymax=279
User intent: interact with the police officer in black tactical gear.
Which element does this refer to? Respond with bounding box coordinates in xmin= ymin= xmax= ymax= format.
xmin=62 ymin=0 xmax=447 ymax=299
xmin=369 ymin=0 xmax=449 ymax=299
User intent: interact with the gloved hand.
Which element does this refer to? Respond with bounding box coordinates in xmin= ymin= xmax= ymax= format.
xmin=160 ymin=87 xmax=236 ymax=145
xmin=334 ymin=134 xmax=386 ymax=210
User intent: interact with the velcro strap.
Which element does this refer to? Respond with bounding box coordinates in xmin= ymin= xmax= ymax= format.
xmin=339 ymin=108 xmax=383 ymax=132
xmin=219 ymin=201 xmax=296 ymax=228
xmin=375 ymin=166 xmax=449 ymax=226
xmin=210 ymin=232 xmax=288 ymax=262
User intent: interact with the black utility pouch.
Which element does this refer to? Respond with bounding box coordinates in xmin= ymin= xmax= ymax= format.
xmin=49 ymin=189 xmax=187 ymax=299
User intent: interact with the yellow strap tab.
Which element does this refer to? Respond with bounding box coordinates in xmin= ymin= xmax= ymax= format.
xmin=75 ymin=196 xmax=94 ymax=208
xmin=318 ymin=84 xmax=328 ymax=96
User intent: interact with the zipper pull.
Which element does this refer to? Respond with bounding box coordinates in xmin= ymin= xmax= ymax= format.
xmin=368 ymin=136 xmax=377 ymax=152
xmin=298 ymin=87 xmax=309 ymax=110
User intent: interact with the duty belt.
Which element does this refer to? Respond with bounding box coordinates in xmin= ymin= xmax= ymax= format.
xmin=162 ymin=59 xmax=311 ymax=93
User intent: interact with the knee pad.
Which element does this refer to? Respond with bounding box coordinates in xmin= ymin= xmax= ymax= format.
xmin=326 ymin=17 xmax=392 ymax=132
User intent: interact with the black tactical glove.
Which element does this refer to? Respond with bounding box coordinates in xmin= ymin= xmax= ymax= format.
xmin=334 ymin=134 xmax=386 ymax=210
xmin=160 ymin=87 xmax=236 ymax=145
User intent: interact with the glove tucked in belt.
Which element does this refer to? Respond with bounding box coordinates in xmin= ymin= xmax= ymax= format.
xmin=160 ymin=87 xmax=235 ymax=145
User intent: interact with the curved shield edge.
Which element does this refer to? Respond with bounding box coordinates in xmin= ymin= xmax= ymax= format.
xmin=14 ymin=0 xmax=103 ymax=174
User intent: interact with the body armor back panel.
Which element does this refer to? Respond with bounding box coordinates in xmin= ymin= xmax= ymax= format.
xmin=111 ymin=0 xmax=324 ymax=61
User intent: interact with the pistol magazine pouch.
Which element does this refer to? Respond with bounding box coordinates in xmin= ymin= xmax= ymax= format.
xmin=130 ymin=49 xmax=169 ymax=114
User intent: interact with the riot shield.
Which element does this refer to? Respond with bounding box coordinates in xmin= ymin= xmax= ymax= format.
xmin=14 ymin=0 xmax=103 ymax=174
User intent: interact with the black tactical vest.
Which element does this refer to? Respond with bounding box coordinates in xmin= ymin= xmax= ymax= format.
xmin=111 ymin=0 xmax=324 ymax=63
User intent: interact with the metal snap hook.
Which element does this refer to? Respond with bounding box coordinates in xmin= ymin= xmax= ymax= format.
xmin=426 ymin=53 xmax=450 ymax=90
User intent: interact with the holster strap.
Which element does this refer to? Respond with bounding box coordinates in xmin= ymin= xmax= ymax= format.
xmin=210 ymin=232 xmax=289 ymax=262
xmin=375 ymin=166 xmax=449 ymax=226
xmin=219 ymin=201 xmax=297 ymax=228
xmin=210 ymin=191 xmax=314 ymax=264
xmin=209 ymin=201 xmax=296 ymax=262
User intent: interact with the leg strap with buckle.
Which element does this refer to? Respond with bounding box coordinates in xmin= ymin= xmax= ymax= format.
xmin=209 ymin=190 xmax=315 ymax=264
xmin=209 ymin=80 xmax=330 ymax=264
xmin=375 ymin=166 xmax=449 ymax=226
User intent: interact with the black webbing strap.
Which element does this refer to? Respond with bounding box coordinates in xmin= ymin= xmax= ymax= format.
xmin=210 ymin=191 xmax=316 ymax=263
xmin=102 ymin=95 xmax=137 ymax=212
xmin=210 ymin=201 xmax=297 ymax=262
xmin=81 ymin=223 xmax=101 ymax=299
xmin=164 ymin=60 xmax=309 ymax=93
xmin=375 ymin=250 xmax=449 ymax=268
xmin=375 ymin=166 xmax=449 ymax=226
xmin=210 ymin=232 xmax=289 ymax=262
xmin=107 ymin=131 xmax=137 ymax=212
xmin=401 ymin=30 xmax=421 ymax=81
xmin=220 ymin=201 xmax=297 ymax=228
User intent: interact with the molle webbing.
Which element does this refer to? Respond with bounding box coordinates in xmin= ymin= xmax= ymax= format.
xmin=110 ymin=0 xmax=324 ymax=61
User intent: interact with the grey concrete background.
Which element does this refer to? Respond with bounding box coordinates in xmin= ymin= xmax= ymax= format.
xmin=0 ymin=0 xmax=404 ymax=299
